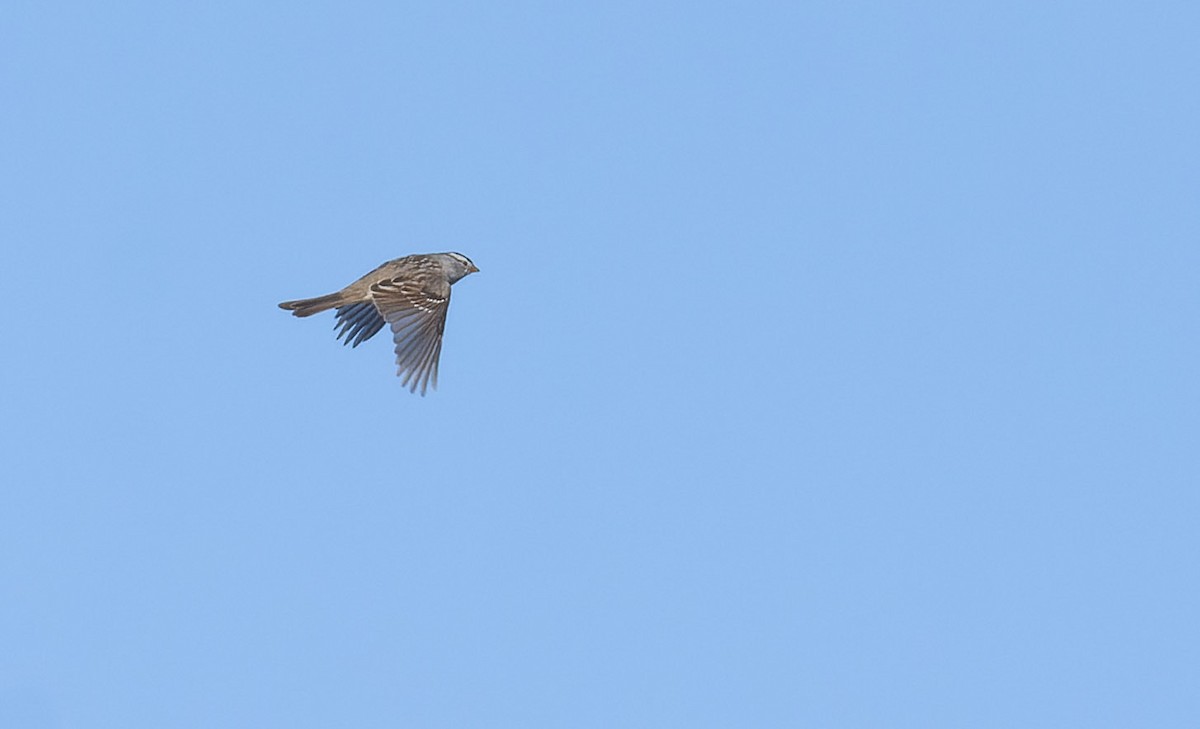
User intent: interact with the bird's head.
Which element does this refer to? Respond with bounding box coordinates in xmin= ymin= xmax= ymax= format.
xmin=441 ymin=252 xmax=480 ymax=283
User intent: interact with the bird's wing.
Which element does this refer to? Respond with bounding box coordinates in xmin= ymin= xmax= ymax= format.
xmin=370 ymin=273 xmax=452 ymax=395
xmin=333 ymin=301 xmax=387 ymax=347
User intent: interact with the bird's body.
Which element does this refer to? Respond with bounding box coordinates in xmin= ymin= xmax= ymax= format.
xmin=279 ymin=252 xmax=478 ymax=394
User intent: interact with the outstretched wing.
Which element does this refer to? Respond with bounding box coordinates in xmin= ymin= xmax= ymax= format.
xmin=333 ymin=301 xmax=387 ymax=347
xmin=370 ymin=273 xmax=452 ymax=395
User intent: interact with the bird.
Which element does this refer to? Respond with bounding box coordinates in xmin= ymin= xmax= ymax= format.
xmin=279 ymin=252 xmax=479 ymax=394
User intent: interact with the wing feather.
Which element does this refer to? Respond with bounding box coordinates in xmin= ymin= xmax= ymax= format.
xmin=370 ymin=274 xmax=452 ymax=395
xmin=333 ymin=301 xmax=387 ymax=348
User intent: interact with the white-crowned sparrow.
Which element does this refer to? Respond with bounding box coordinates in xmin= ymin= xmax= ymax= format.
xmin=279 ymin=252 xmax=479 ymax=394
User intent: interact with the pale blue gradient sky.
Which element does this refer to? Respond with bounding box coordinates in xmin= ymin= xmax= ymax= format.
xmin=2 ymin=2 xmax=1198 ymax=727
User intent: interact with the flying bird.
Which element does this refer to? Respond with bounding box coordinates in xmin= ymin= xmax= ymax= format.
xmin=279 ymin=252 xmax=478 ymax=394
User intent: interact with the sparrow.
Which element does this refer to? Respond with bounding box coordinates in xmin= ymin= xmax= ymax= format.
xmin=279 ymin=252 xmax=478 ymax=394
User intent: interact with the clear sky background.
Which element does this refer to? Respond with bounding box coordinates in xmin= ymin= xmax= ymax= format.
xmin=2 ymin=1 xmax=1198 ymax=727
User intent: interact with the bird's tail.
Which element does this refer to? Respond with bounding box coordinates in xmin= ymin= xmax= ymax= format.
xmin=278 ymin=292 xmax=346 ymax=317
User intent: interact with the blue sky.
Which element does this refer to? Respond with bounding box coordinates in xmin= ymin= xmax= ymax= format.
xmin=2 ymin=1 xmax=1198 ymax=726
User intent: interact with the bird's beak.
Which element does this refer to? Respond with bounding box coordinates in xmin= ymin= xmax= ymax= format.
xmin=468 ymin=263 xmax=480 ymax=273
